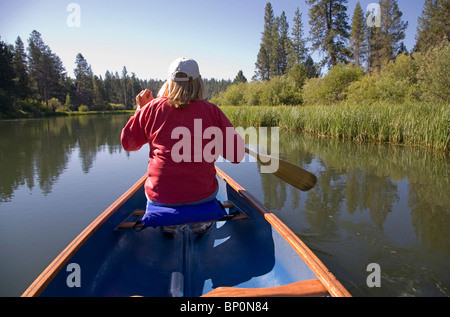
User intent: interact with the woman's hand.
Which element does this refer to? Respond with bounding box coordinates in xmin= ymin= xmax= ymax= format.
xmin=135 ymin=89 xmax=153 ymax=110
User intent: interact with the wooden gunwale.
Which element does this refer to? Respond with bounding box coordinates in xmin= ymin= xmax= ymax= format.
xmin=21 ymin=174 xmax=148 ymax=297
xmin=214 ymin=166 xmax=351 ymax=297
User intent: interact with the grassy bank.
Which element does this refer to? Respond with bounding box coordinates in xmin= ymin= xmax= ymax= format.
xmin=220 ymin=102 xmax=450 ymax=152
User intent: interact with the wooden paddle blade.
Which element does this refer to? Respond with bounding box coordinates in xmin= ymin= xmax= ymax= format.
xmin=271 ymin=156 xmax=317 ymax=191
xmin=245 ymin=148 xmax=317 ymax=191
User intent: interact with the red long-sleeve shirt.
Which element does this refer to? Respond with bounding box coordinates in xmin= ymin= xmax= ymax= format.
xmin=121 ymin=97 xmax=244 ymax=205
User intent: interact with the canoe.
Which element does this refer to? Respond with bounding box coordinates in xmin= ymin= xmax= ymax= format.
xmin=22 ymin=166 xmax=351 ymax=297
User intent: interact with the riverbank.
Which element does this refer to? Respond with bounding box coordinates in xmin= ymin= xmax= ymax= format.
xmin=2 ymin=102 xmax=448 ymax=152
xmin=0 ymin=109 xmax=135 ymax=119
xmin=220 ymin=102 xmax=450 ymax=152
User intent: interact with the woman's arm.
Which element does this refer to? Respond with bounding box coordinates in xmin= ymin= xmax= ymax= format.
xmin=120 ymin=89 xmax=153 ymax=151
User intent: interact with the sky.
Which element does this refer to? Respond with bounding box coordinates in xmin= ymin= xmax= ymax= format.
xmin=0 ymin=0 xmax=425 ymax=81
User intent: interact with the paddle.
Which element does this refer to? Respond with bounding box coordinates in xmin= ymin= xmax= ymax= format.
xmin=245 ymin=147 xmax=317 ymax=191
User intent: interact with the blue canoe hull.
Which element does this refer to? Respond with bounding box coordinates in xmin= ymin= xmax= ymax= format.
xmin=22 ymin=167 xmax=350 ymax=297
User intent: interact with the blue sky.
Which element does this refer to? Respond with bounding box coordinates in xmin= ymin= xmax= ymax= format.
xmin=0 ymin=0 xmax=425 ymax=80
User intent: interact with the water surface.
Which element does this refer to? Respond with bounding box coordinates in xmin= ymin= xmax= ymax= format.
xmin=0 ymin=114 xmax=448 ymax=296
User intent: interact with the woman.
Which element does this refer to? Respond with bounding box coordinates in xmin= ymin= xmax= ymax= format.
xmin=121 ymin=58 xmax=244 ymax=232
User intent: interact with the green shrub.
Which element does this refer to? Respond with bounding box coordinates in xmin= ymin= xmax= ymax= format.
xmin=225 ymin=83 xmax=247 ymax=106
xmin=301 ymin=77 xmax=324 ymax=106
xmin=416 ymin=42 xmax=450 ymax=103
xmin=346 ymin=54 xmax=420 ymax=104
xmin=17 ymin=99 xmax=45 ymax=114
xmin=55 ymin=105 xmax=70 ymax=112
xmin=302 ymin=63 xmax=365 ymax=105
xmin=108 ymin=103 xmax=126 ymax=111
xmin=346 ymin=46 xmax=450 ymax=104
xmin=48 ymin=98 xmax=62 ymax=112
xmin=213 ymin=76 xmax=303 ymax=107
xmin=214 ymin=45 xmax=450 ymax=107
xmin=64 ymin=94 xmax=75 ymax=111
xmin=78 ymin=105 xmax=89 ymax=112
xmin=243 ymin=81 xmax=262 ymax=106
xmin=258 ymin=76 xmax=303 ymax=106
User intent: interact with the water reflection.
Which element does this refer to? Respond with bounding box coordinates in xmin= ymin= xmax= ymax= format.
xmin=0 ymin=115 xmax=128 ymax=202
xmin=258 ymin=131 xmax=450 ymax=255
xmin=1 ymin=115 xmax=449 ymax=296
xmin=244 ymin=130 xmax=449 ymax=296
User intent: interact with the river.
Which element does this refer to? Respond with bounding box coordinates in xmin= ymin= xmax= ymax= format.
xmin=0 ymin=114 xmax=448 ymax=297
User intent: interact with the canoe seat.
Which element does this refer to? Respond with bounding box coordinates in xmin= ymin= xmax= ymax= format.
xmin=117 ymin=200 xmax=247 ymax=230
xmin=202 ymin=279 xmax=329 ymax=297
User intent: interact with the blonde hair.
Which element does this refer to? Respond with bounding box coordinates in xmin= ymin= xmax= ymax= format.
xmin=157 ymin=74 xmax=207 ymax=109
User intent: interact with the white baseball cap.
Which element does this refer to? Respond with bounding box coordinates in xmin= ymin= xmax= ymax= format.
xmin=168 ymin=58 xmax=200 ymax=82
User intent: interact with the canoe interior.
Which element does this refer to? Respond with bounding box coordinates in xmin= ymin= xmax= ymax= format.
xmin=35 ymin=174 xmax=329 ymax=297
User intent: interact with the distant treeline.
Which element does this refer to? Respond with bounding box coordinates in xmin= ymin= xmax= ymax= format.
xmin=0 ymin=30 xmax=232 ymax=118
xmin=1 ymin=0 xmax=449 ymax=119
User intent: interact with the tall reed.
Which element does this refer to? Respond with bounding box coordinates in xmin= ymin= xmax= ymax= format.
xmin=220 ymin=102 xmax=449 ymax=152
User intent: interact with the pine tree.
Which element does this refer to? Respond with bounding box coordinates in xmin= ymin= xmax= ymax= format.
xmin=130 ymin=73 xmax=143 ymax=107
xmin=233 ymin=70 xmax=247 ymax=84
xmin=49 ymin=53 xmax=65 ymax=102
xmin=121 ymin=66 xmax=131 ymax=109
xmin=350 ymin=2 xmax=368 ymax=67
xmin=287 ymin=8 xmax=309 ymax=71
xmin=103 ymin=70 xmax=113 ymax=104
xmin=368 ymin=0 xmax=408 ymax=71
xmin=0 ymin=38 xmax=16 ymax=113
xmin=112 ymin=71 xmax=122 ymax=105
xmin=92 ymin=75 xmax=107 ymax=110
xmin=270 ymin=16 xmax=281 ymax=76
xmin=74 ymin=53 xmax=94 ymax=108
xmin=273 ymin=11 xmax=290 ymax=76
xmin=306 ymin=0 xmax=350 ymax=67
xmin=255 ymin=2 xmax=275 ymax=80
xmin=12 ymin=37 xmax=30 ymax=99
xmin=27 ymin=30 xmax=65 ymax=107
xmin=304 ymin=55 xmax=321 ymax=78
xmin=26 ymin=30 xmax=44 ymax=99
xmin=415 ymin=0 xmax=450 ymax=52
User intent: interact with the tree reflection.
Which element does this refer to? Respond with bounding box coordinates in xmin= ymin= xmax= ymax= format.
xmin=0 ymin=115 xmax=128 ymax=201
xmin=256 ymin=130 xmax=450 ymax=253
xmin=304 ymin=163 xmax=346 ymax=236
